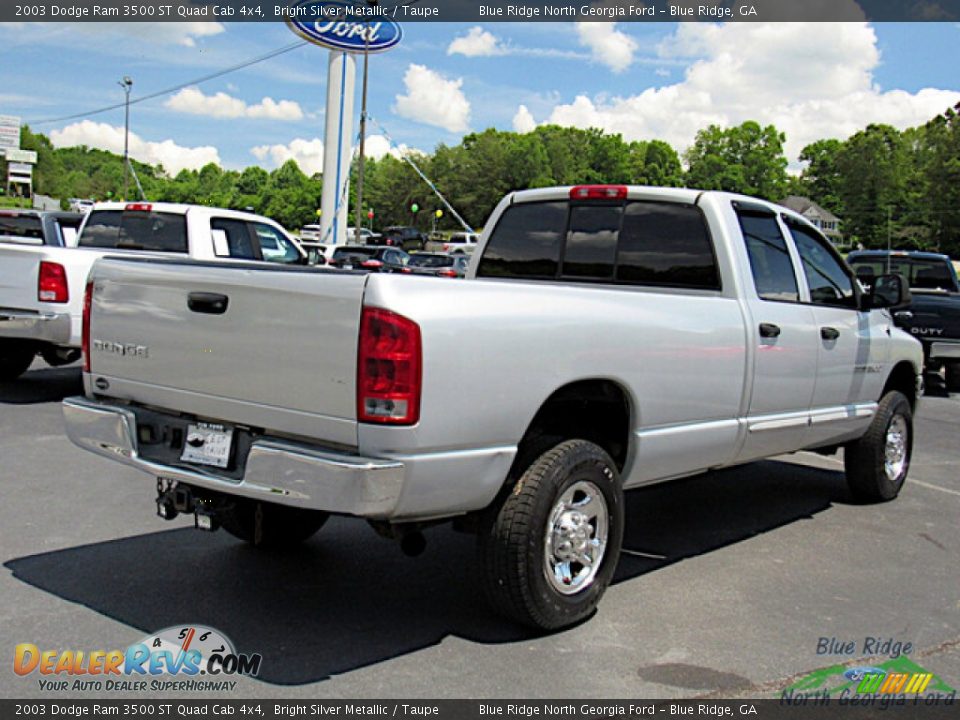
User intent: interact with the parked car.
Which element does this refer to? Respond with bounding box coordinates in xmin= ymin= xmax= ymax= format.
xmin=379 ymin=226 xmax=425 ymax=251
xmin=424 ymin=231 xmax=480 ymax=255
xmin=0 ymin=209 xmax=84 ymax=248
xmin=68 ymin=199 xmax=95 ymax=215
xmin=347 ymin=227 xmax=382 ymax=244
xmin=0 ymin=202 xmax=307 ymax=381
xmin=299 ymin=224 xmax=322 ymax=242
xmin=847 ymin=249 xmax=960 ymax=391
xmin=406 ymin=252 xmax=470 ymax=278
xmin=328 ymin=245 xmax=409 ymax=272
xmin=65 ymin=185 xmax=921 ymax=630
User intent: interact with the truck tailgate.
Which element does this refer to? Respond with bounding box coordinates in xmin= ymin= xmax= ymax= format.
xmin=0 ymin=246 xmax=41 ymax=312
xmin=88 ymin=258 xmax=367 ymax=446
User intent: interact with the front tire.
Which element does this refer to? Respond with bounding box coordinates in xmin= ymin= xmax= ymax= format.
xmin=478 ymin=439 xmax=624 ymax=630
xmin=0 ymin=341 xmax=36 ymax=381
xmin=945 ymin=364 xmax=960 ymax=393
xmin=221 ymin=499 xmax=329 ymax=548
xmin=844 ymin=391 xmax=913 ymax=503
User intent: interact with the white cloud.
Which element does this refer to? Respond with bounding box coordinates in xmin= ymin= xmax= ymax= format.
xmin=49 ymin=120 xmax=220 ymax=175
xmin=448 ymin=26 xmax=504 ymax=57
xmin=393 ymin=64 xmax=471 ymax=134
xmin=575 ymin=22 xmax=637 ymax=73
xmin=165 ymin=87 xmax=304 ymax=121
xmin=364 ymin=135 xmax=417 ymax=160
xmin=251 ymin=138 xmax=324 ymax=175
xmin=537 ymin=23 xmax=959 ymax=165
xmin=71 ymin=22 xmax=224 ymax=47
xmin=512 ymin=105 xmax=537 ymax=134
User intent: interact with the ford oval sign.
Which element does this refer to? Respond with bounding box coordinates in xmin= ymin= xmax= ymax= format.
xmin=286 ymin=1 xmax=402 ymax=54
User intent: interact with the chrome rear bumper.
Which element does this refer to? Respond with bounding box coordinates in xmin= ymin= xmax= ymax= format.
xmin=0 ymin=309 xmax=71 ymax=344
xmin=62 ymin=396 xmax=405 ymax=518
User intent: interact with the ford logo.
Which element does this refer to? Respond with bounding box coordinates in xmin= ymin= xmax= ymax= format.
xmin=286 ymin=1 xmax=402 ymax=54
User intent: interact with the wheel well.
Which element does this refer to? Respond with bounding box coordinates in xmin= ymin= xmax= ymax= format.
xmin=883 ymin=361 xmax=919 ymax=411
xmin=516 ymin=380 xmax=631 ymax=472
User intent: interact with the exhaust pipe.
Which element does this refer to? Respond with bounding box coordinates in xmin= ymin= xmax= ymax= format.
xmin=399 ymin=531 xmax=426 ymax=557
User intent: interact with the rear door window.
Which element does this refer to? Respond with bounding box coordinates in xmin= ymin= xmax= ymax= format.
xmin=210 ymin=218 xmax=256 ymax=259
xmin=736 ymin=208 xmax=799 ymax=302
xmin=80 ymin=209 xmax=187 ymax=252
xmin=0 ymin=214 xmax=44 ymax=245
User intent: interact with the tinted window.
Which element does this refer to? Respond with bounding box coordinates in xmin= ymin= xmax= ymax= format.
xmin=80 ymin=210 xmax=187 ymax=252
xmin=211 ymin=218 xmax=255 ymax=259
xmin=563 ymin=205 xmax=620 ymax=279
xmin=737 ymin=210 xmax=799 ymax=302
xmin=477 ymin=201 xmax=567 ymax=279
xmin=0 ymin=214 xmax=43 ymax=244
xmin=849 ymin=256 xmax=959 ymax=292
xmin=333 ymin=247 xmax=377 ymax=260
xmin=616 ymin=203 xmax=720 ymax=289
xmin=408 ymin=254 xmax=454 ymax=268
xmin=788 ymin=222 xmax=857 ymax=308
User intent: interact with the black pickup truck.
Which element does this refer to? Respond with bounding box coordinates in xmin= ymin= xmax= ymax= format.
xmin=848 ymin=250 xmax=960 ymax=391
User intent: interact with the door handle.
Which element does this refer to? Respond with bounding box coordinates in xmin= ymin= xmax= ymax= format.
xmin=759 ymin=323 xmax=781 ymax=338
xmin=820 ymin=326 xmax=840 ymax=341
xmin=187 ymin=292 xmax=229 ymax=315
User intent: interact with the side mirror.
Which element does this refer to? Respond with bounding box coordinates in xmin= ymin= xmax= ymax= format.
xmin=865 ymin=273 xmax=912 ymax=311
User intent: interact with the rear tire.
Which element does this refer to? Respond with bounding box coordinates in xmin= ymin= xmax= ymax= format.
xmin=946 ymin=364 xmax=960 ymax=393
xmin=844 ymin=391 xmax=912 ymax=503
xmin=0 ymin=341 xmax=36 ymax=381
xmin=221 ymin=499 xmax=329 ymax=548
xmin=478 ymin=439 xmax=624 ymax=630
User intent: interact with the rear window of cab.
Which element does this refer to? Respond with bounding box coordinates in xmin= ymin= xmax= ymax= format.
xmin=80 ymin=209 xmax=188 ymax=253
xmin=476 ymin=199 xmax=720 ymax=290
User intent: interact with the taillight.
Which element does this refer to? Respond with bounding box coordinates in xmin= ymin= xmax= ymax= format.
xmin=360 ymin=259 xmax=383 ymax=269
xmin=357 ymin=307 xmax=421 ymax=425
xmin=436 ymin=268 xmax=457 ymax=278
xmin=125 ymin=203 xmax=152 ymax=212
xmin=38 ymin=262 xmax=69 ymax=303
xmin=82 ymin=280 xmax=93 ymax=373
xmin=569 ymin=185 xmax=628 ymax=200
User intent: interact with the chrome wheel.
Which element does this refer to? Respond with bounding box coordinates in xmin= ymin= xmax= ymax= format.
xmin=884 ymin=414 xmax=908 ymax=482
xmin=543 ymin=480 xmax=609 ymax=595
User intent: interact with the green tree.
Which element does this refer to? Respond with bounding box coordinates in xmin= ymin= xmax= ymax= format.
xmin=797 ymin=139 xmax=844 ymax=213
xmin=685 ymin=121 xmax=788 ymax=200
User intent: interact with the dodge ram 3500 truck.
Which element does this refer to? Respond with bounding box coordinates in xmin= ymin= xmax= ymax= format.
xmin=64 ymin=186 xmax=922 ymax=630
xmin=0 ymin=202 xmax=307 ymax=380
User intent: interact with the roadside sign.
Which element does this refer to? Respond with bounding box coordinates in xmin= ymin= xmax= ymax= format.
xmin=286 ymin=1 xmax=402 ymax=53
xmin=3 ymin=148 xmax=37 ymax=164
xmin=0 ymin=115 xmax=20 ymax=152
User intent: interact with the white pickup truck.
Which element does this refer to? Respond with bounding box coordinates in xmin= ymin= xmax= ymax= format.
xmin=64 ymin=185 xmax=922 ymax=629
xmin=0 ymin=201 xmax=307 ymax=380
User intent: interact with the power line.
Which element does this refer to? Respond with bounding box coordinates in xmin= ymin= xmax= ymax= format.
xmin=28 ymin=40 xmax=309 ymax=126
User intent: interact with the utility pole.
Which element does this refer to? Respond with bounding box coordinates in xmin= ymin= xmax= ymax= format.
xmin=118 ymin=76 xmax=133 ymax=201
xmin=354 ymin=3 xmax=375 ymax=242
xmin=886 ymin=206 xmax=892 ymax=274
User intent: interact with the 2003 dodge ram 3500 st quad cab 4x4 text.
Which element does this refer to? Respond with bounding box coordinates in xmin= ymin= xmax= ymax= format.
xmin=63 ymin=186 xmax=922 ymax=630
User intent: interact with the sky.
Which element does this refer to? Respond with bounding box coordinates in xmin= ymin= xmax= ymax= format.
xmin=1 ymin=21 xmax=959 ymax=176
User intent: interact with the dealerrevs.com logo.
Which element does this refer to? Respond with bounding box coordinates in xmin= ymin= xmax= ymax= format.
xmin=14 ymin=625 xmax=262 ymax=692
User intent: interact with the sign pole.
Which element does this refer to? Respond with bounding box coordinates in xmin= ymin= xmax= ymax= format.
xmin=319 ymin=50 xmax=356 ymax=248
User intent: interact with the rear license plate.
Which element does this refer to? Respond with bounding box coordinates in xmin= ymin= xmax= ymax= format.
xmin=180 ymin=422 xmax=234 ymax=468
xmin=343 ymin=264 xmax=354 ymax=270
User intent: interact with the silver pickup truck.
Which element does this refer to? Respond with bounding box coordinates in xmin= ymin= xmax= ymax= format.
xmin=64 ymin=185 xmax=922 ymax=630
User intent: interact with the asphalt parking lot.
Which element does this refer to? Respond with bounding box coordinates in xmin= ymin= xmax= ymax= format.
xmin=1 ymin=362 xmax=958 ymax=699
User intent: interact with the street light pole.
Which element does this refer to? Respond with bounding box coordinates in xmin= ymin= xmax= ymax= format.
xmin=118 ymin=76 xmax=133 ymax=201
